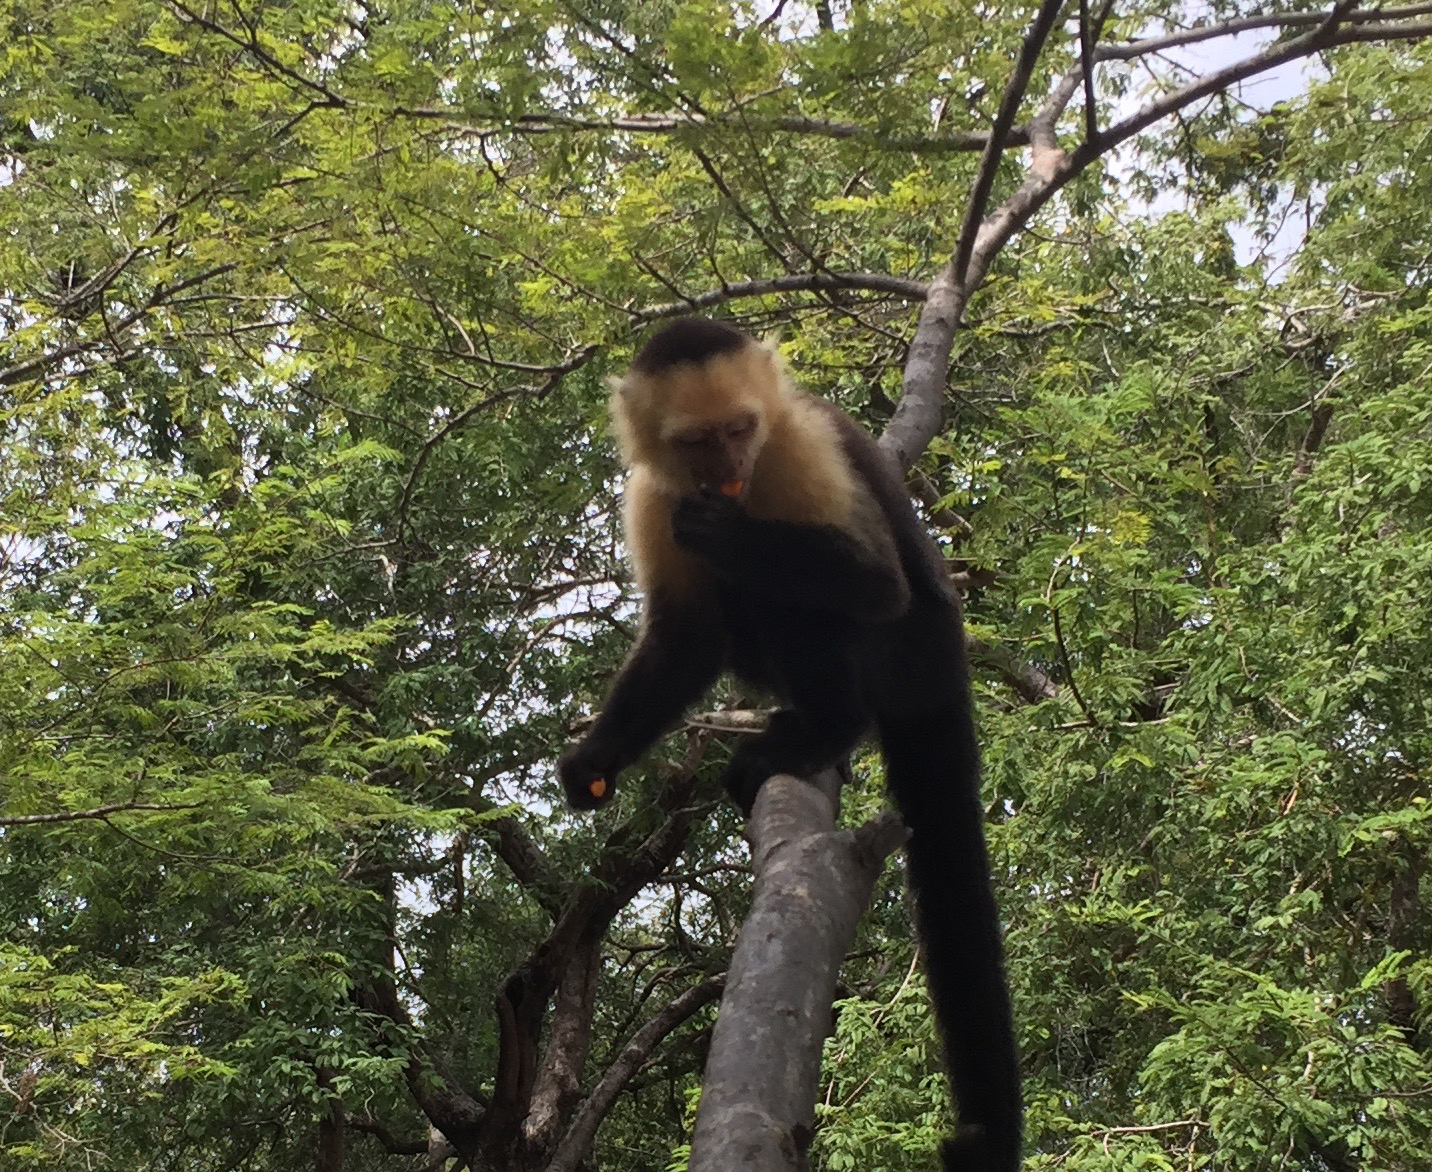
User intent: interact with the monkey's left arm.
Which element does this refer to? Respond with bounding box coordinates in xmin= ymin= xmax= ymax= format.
xmin=673 ymin=491 xmax=909 ymax=621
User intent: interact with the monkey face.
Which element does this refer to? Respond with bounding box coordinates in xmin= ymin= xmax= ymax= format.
xmin=610 ymin=330 xmax=786 ymax=498
xmin=666 ymin=410 xmax=763 ymax=496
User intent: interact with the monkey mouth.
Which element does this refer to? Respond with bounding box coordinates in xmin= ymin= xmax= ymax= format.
xmin=719 ymin=480 xmax=745 ymax=498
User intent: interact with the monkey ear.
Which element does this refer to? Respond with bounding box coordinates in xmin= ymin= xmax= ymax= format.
xmin=603 ymin=374 xmax=627 ymax=395
xmin=756 ymin=335 xmax=790 ymax=376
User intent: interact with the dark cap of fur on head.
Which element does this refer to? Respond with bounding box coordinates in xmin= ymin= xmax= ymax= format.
xmin=631 ymin=317 xmax=749 ymax=375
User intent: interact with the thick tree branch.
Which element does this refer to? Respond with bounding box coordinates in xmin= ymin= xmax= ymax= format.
xmin=548 ymin=976 xmax=726 ymax=1172
xmin=968 ymin=636 xmax=1060 ymax=705
xmin=687 ymin=773 xmax=906 ymax=1172
xmin=881 ymin=2 xmax=1432 ymax=472
xmin=346 ymin=1113 xmax=429 ymax=1156
xmin=526 ymin=935 xmax=604 ymax=1157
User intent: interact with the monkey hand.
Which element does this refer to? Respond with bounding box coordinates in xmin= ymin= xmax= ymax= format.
xmin=559 ymin=742 xmax=620 ymax=810
xmin=672 ymin=488 xmax=744 ymax=560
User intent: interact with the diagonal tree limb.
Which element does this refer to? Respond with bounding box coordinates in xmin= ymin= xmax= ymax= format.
xmin=1087 ymin=5 xmax=1414 ymax=158
xmin=467 ymin=793 xmax=568 ymax=918
xmin=547 ymin=976 xmax=726 ymax=1172
xmin=967 ymin=636 xmax=1061 ymax=705
xmin=345 ymin=1113 xmax=429 ymax=1156
xmin=0 ymin=801 xmax=203 ymax=827
xmin=953 ymin=0 xmax=1070 ymax=288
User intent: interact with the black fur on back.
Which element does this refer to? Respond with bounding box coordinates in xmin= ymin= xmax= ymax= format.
xmin=632 ymin=317 xmax=749 ymax=374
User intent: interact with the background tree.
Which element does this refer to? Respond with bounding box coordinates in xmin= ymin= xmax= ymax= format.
xmin=2 ymin=2 xmax=1430 ymax=1170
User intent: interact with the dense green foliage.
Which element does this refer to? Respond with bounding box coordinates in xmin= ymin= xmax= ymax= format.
xmin=1 ymin=1 xmax=1430 ymax=1169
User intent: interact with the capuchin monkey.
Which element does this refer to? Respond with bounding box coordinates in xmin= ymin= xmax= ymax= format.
xmin=558 ymin=317 xmax=1020 ymax=1172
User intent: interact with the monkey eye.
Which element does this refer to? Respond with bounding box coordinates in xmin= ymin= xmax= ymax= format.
xmin=726 ymin=416 xmax=756 ymax=438
xmin=673 ymin=433 xmax=707 ymax=449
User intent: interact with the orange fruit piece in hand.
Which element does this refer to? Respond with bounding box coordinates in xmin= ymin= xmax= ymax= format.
xmin=588 ymin=778 xmax=608 ymax=799
xmin=720 ymin=481 xmax=744 ymax=497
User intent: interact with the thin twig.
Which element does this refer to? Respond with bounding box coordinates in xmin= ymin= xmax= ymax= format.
xmin=0 ymin=801 xmax=203 ymax=827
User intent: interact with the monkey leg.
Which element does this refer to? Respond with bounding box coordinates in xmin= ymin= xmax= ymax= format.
xmin=723 ymin=636 xmax=869 ymax=813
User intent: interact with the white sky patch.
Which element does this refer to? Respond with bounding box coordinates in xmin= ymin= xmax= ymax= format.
xmin=1104 ymin=17 xmax=1329 ymax=273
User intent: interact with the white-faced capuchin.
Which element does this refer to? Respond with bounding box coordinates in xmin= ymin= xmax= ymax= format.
xmin=558 ymin=317 xmax=1020 ymax=1172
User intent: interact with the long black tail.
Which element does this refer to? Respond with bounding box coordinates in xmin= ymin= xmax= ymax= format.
xmin=878 ymin=708 xmax=1021 ymax=1172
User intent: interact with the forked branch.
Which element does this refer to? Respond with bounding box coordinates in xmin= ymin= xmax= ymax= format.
xmin=882 ymin=0 xmax=1432 ymax=470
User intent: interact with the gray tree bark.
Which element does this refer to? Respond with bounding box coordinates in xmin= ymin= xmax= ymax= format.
xmin=687 ymin=771 xmax=906 ymax=1172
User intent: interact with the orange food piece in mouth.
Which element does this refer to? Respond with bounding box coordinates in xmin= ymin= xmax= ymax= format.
xmin=720 ymin=480 xmax=745 ymax=497
xmin=588 ymin=778 xmax=608 ymax=799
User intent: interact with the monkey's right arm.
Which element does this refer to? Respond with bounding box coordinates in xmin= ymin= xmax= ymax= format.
xmin=559 ymin=595 xmax=724 ymax=809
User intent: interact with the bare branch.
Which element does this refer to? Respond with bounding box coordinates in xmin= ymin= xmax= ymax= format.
xmin=1078 ymin=0 xmax=1117 ymax=142
xmin=391 ymin=106 xmax=1030 ymax=155
xmin=0 ymin=801 xmax=203 ymax=827
xmin=482 ymin=736 xmax=715 ymax=1165
xmin=634 ymin=272 xmax=928 ymax=321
